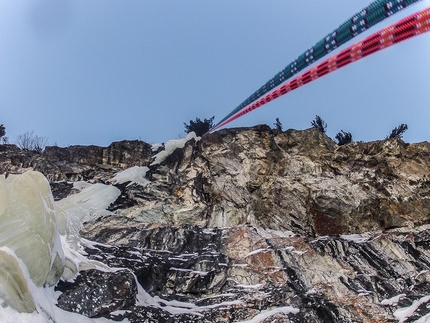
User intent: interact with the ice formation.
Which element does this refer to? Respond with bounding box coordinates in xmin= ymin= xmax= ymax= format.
xmin=56 ymin=182 xmax=120 ymax=225
xmin=0 ymin=171 xmax=120 ymax=317
xmin=112 ymin=166 xmax=150 ymax=187
xmin=0 ymin=171 xmax=66 ymax=312
xmin=150 ymin=132 xmax=199 ymax=166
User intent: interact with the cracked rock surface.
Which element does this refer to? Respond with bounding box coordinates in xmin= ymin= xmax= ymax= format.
xmin=2 ymin=125 xmax=430 ymax=322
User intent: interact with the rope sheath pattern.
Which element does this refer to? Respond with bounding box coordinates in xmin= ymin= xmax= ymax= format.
xmin=212 ymin=0 xmax=424 ymax=130
xmin=209 ymin=7 xmax=430 ymax=133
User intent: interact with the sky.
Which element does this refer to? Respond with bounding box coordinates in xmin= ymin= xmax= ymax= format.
xmin=0 ymin=0 xmax=429 ymax=147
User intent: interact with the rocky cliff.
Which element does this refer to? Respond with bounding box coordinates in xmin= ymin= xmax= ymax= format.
xmin=2 ymin=125 xmax=430 ymax=322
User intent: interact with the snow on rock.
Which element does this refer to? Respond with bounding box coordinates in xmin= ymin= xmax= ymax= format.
xmin=339 ymin=234 xmax=369 ymax=243
xmin=381 ymin=293 xmax=406 ymax=306
xmin=73 ymin=181 xmax=92 ymax=191
xmin=415 ymin=312 xmax=430 ymax=323
xmin=57 ymin=183 xmax=120 ymax=224
xmin=55 ymin=182 xmax=120 ymax=278
xmin=151 ymin=142 xmax=163 ymax=152
xmin=4 ymin=126 xmax=430 ymax=322
xmin=236 ymin=305 xmax=300 ymax=323
xmin=235 ymin=284 xmax=264 ymax=289
xmin=244 ymin=248 xmax=270 ymax=258
xmin=394 ymin=295 xmax=430 ymax=322
xmin=150 ymin=132 xmax=199 ymax=166
xmin=112 ymin=166 xmax=150 ymax=187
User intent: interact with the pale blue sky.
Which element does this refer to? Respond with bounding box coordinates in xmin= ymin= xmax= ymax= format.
xmin=1 ymin=0 xmax=429 ymax=147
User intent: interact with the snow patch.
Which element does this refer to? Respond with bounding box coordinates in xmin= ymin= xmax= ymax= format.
xmin=236 ymin=306 xmax=300 ymax=323
xmin=284 ymin=246 xmax=307 ymax=255
xmin=112 ymin=166 xmax=150 ymax=187
xmin=261 ymin=228 xmax=295 ymax=238
xmin=56 ymin=183 xmax=120 ymax=224
xmin=151 ymin=295 xmax=243 ymax=316
xmin=110 ymin=310 xmax=132 ymax=316
xmin=169 ymin=267 xmax=209 ymax=276
xmin=151 ymin=142 xmax=164 ymax=152
xmin=340 ymin=234 xmax=368 ymax=243
xmin=305 ymin=288 xmax=318 ymax=295
xmin=292 ymin=249 xmax=308 ymax=255
xmin=381 ymin=294 xmax=406 ymax=306
xmin=394 ymin=295 xmax=430 ymax=322
xmin=202 ymin=228 xmax=217 ymax=235
xmin=235 ymin=283 xmax=264 ymax=289
xmin=73 ymin=181 xmax=91 ymax=191
xmin=150 ymin=132 xmax=199 ymax=166
xmin=244 ymin=248 xmax=270 ymax=258
xmin=415 ymin=312 xmax=430 ymax=323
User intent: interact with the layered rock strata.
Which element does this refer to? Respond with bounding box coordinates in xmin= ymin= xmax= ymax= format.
xmin=2 ymin=125 xmax=430 ymax=322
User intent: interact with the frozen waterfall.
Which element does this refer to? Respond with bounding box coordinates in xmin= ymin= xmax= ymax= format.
xmin=0 ymin=170 xmax=120 ymax=321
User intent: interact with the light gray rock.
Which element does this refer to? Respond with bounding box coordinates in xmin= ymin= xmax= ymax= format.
xmin=117 ymin=125 xmax=430 ymax=236
xmin=2 ymin=125 xmax=430 ymax=322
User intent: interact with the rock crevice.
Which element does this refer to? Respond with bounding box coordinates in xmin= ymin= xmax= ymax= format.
xmin=2 ymin=125 xmax=430 ymax=322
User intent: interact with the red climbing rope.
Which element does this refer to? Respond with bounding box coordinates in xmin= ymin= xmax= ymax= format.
xmin=210 ymin=7 xmax=430 ymax=133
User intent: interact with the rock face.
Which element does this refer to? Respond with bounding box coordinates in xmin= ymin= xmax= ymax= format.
xmin=56 ymin=269 xmax=137 ymax=318
xmin=0 ymin=140 xmax=153 ymax=183
xmin=114 ymin=125 xmax=430 ymax=235
xmin=80 ymin=222 xmax=430 ymax=322
xmin=2 ymin=125 xmax=430 ymax=322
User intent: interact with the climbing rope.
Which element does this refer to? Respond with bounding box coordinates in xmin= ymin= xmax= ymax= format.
xmin=211 ymin=0 xmax=424 ymax=131
xmin=209 ymin=7 xmax=430 ymax=132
